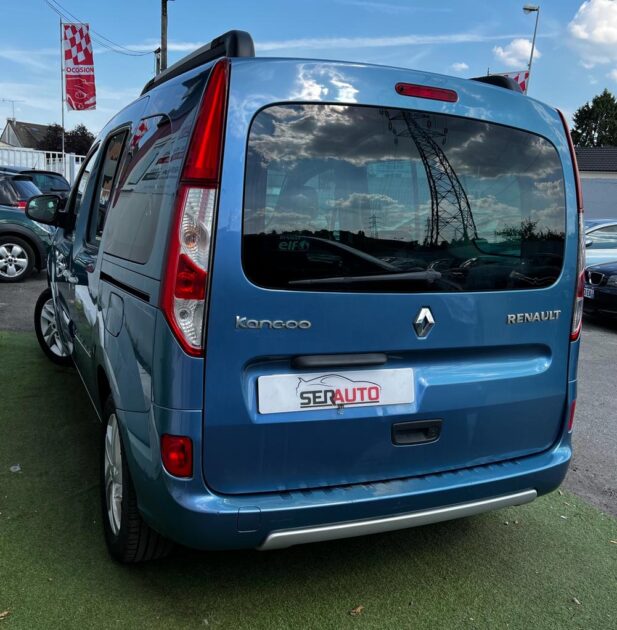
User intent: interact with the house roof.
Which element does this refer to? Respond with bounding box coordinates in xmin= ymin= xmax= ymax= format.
xmin=575 ymin=146 xmax=617 ymax=172
xmin=0 ymin=119 xmax=51 ymax=149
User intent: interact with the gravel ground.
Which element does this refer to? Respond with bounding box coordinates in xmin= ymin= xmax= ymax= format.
xmin=0 ymin=275 xmax=615 ymax=516
xmin=565 ymin=316 xmax=617 ymax=515
xmin=0 ymin=272 xmax=47 ymax=332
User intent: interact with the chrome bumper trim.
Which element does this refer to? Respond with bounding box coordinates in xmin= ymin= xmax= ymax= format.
xmin=259 ymin=489 xmax=537 ymax=550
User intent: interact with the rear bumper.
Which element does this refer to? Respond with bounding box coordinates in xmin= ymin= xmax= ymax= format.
xmin=259 ymin=489 xmax=537 ymax=550
xmin=584 ymin=286 xmax=617 ymax=316
xmin=122 ymin=406 xmax=571 ymax=550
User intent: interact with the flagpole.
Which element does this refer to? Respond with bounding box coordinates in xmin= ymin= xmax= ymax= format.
xmin=59 ymin=19 xmax=65 ymax=177
xmin=523 ymin=4 xmax=540 ymax=94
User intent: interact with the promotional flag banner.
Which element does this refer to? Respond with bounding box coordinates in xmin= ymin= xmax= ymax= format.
xmin=497 ymin=70 xmax=530 ymax=94
xmin=63 ymin=23 xmax=96 ymax=110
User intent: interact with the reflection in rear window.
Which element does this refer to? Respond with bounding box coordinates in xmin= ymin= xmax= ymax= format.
xmin=243 ymin=104 xmax=566 ymax=292
xmin=11 ymin=179 xmax=40 ymax=199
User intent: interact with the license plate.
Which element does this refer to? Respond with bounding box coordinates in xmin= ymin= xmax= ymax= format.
xmin=258 ymin=368 xmax=414 ymax=414
xmin=584 ymin=287 xmax=595 ymax=299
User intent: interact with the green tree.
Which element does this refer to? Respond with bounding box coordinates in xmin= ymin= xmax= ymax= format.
xmin=571 ymin=89 xmax=617 ymax=147
xmin=36 ymin=123 xmax=95 ymax=155
xmin=36 ymin=123 xmax=64 ymax=152
xmin=65 ymin=124 xmax=95 ymax=155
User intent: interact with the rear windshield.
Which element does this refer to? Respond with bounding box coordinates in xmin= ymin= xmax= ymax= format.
xmin=7 ymin=179 xmax=40 ymax=201
xmin=243 ymin=104 xmax=566 ymax=292
xmin=29 ymin=173 xmax=70 ymax=192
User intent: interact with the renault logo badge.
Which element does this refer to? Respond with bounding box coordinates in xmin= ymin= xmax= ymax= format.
xmin=414 ymin=307 xmax=435 ymax=338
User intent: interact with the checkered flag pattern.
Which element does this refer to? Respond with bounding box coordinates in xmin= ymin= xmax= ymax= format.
xmin=497 ymin=70 xmax=530 ymax=94
xmin=63 ymin=23 xmax=94 ymax=67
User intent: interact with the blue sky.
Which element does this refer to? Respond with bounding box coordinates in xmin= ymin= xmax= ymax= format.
xmin=1 ymin=0 xmax=616 ymax=135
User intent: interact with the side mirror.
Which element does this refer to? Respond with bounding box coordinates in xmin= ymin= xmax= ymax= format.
xmin=585 ymin=239 xmax=593 ymax=248
xmin=25 ymin=194 xmax=61 ymax=225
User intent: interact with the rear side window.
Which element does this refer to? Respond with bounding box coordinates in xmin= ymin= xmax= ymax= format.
xmin=103 ymin=115 xmax=173 ymax=264
xmin=243 ymin=104 xmax=566 ymax=292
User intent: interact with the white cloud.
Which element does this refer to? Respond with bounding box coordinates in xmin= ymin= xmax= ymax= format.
xmin=128 ymin=31 xmax=531 ymax=57
xmin=258 ymin=32 xmax=529 ymax=52
xmin=569 ymin=0 xmax=617 ymax=69
xmin=608 ymin=68 xmax=617 ymax=82
xmin=450 ymin=61 xmax=469 ymax=73
xmin=334 ymin=0 xmax=451 ymax=14
xmin=493 ymin=38 xmax=539 ymax=69
xmin=0 ymin=48 xmax=56 ymax=71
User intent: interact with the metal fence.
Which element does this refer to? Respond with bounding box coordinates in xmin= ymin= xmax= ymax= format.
xmin=0 ymin=147 xmax=86 ymax=183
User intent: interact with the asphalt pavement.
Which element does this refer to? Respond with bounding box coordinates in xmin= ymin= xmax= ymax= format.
xmin=0 ymin=275 xmax=615 ymax=516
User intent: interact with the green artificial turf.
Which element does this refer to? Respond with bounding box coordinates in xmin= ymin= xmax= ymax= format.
xmin=0 ymin=331 xmax=616 ymax=629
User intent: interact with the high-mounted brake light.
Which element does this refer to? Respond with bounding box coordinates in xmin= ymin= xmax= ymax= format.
xmin=395 ymin=83 xmax=458 ymax=103
xmin=161 ymin=59 xmax=229 ymax=356
xmin=557 ymin=109 xmax=585 ymax=342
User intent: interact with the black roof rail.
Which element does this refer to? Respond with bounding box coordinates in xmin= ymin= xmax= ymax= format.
xmin=141 ymin=30 xmax=255 ymax=95
xmin=470 ymin=75 xmax=523 ymax=93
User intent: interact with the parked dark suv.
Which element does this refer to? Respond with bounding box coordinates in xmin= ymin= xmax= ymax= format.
xmin=0 ymin=174 xmax=52 ymax=282
xmin=0 ymin=167 xmax=71 ymax=200
xmin=27 ymin=30 xmax=583 ymax=563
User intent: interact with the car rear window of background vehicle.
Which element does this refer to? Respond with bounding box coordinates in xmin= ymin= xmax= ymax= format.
xmin=0 ymin=178 xmax=40 ymax=205
xmin=242 ymin=104 xmax=566 ymax=293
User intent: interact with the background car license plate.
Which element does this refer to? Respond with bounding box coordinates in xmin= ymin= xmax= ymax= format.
xmin=258 ymin=368 xmax=414 ymax=414
xmin=584 ymin=287 xmax=595 ymax=299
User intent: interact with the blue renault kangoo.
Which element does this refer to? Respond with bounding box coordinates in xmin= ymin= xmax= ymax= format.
xmin=26 ymin=31 xmax=583 ymax=562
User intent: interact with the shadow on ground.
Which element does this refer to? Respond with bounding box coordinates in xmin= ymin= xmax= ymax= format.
xmin=0 ymin=332 xmax=616 ymax=629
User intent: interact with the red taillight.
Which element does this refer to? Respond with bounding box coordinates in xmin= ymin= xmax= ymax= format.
xmin=557 ymin=109 xmax=585 ymax=342
xmin=175 ymin=254 xmax=207 ymax=300
xmin=14 ymin=201 xmax=26 ymax=210
xmin=161 ymin=59 xmax=229 ymax=356
xmin=571 ymin=265 xmax=584 ymax=341
xmin=183 ymin=59 xmax=229 ymax=183
xmin=567 ymin=400 xmax=576 ymax=432
xmin=161 ymin=434 xmax=193 ymax=477
xmin=395 ymin=83 xmax=458 ymax=103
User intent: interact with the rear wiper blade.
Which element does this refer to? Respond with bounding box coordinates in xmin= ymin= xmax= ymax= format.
xmin=289 ymin=270 xmax=442 ymax=286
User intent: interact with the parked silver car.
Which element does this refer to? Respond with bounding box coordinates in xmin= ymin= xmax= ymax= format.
xmin=585 ymin=219 xmax=617 ymax=266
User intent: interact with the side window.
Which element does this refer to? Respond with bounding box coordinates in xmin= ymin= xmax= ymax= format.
xmin=88 ymin=130 xmax=128 ymax=245
xmin=103 ymin=115 xmax=173 ymax=264
xmin=71 ymin=144 xmax=102 ymax=219
xmin=588 ymin=226 xmax=617 ymax=248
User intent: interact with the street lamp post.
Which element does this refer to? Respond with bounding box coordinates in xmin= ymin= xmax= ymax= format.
xmin=523 ymin=4 xmax=540 ymax=93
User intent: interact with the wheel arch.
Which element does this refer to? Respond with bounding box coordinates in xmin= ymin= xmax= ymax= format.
xmin=0 ymin=228 xmax=44 ymax=269
xmin=97 ymin=365 xmax=112 ymax=417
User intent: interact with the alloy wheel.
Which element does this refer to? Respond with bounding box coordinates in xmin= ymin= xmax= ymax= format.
xmin=39 ymin=299 xmax=69 ymax=358
xmin=0 ymin=243 xmax=28 ymax=279
xmin=104 ymin=414 xmax=123 ymax=536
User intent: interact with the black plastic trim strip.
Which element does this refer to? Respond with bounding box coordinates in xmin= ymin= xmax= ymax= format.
xmin=141 ymin=30 xmax=254 ymax=95
xmin=100 ymin=272 xmax=150 ymax=303
xmin=291 ymin=353 xmax=387 ymax=370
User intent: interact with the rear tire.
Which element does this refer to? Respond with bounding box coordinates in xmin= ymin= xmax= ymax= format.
xmin=0 ymin=236 xmax=34 ymax=282
xmin=101 ymin=396 xmax=173 ymax=563
xmin=34 ymin=288 xmax=72 ymax=366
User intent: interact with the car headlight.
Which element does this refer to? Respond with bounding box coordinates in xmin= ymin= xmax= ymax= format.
xmin=606 ymin=275 xmax=617 ymax=287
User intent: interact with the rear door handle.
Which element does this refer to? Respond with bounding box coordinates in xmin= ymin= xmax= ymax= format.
xmin=292 ymin=353 xmax=387 ymax=370
xmin=392 ymin=420 xmax=442 ymax=445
